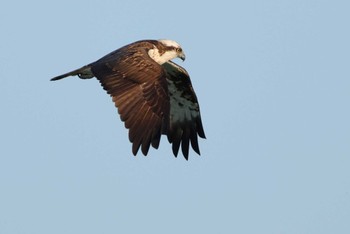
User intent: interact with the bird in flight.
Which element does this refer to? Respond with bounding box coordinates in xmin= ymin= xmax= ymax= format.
xmin=51 ymin=39 xmax=205 ymax=160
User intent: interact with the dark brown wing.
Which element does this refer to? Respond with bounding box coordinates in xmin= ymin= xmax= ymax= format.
xmin=90 ymin=41 xmax=170 ymax=156
xmin=162 ymin=61 xmax=206 ymax=160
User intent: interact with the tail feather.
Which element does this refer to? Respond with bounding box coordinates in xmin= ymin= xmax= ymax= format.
xmin=50 ymin=65 xmax=93 ymax=81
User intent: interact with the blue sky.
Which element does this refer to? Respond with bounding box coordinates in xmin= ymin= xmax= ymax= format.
xmin=1 ymin=0 xmax=350 ymax=233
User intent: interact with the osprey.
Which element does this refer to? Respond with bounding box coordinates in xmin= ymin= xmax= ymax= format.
xmin=51 ymin=39 xmax=205 ymax=160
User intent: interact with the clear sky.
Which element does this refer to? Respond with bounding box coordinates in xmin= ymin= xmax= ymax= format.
xmin=1 ymin=0 xmax=350 ymax=233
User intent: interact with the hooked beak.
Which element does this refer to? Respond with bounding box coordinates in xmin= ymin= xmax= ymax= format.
xmin=179 ymin=52 xmax=186 ymax=61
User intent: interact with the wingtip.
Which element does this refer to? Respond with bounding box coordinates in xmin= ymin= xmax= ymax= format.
xmin=50 ymin=71 xmax=74 ymax=81
xmin=50 ymin=75 xmax=66 ymax=81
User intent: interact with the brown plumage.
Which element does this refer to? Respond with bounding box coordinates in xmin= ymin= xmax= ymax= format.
xmin=51 ymin=39 xmax=205 ymax=160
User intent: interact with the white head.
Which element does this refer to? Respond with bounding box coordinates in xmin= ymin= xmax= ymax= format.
xmin=158 ymin=39 xmax=182 ymax=48
xmin=148 ymin=39 xmax=186 ymax=65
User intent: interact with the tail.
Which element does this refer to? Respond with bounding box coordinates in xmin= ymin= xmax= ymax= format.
xmin=50 ymin=65 xmax=94 ymax=81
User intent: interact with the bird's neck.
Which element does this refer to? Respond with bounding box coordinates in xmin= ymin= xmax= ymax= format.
xmin=148 ymin=47 xmax=177 ymax=65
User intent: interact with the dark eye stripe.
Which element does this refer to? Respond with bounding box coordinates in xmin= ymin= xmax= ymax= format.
xmin=168 ymin=46 xmax=182 ymax=52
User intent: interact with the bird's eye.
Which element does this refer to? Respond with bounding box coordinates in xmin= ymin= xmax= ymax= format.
xmin=176 ymin=48 xmax=182 ymax=52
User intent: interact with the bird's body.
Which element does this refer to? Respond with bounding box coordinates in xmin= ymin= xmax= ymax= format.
xmin=51 ymin=39 xmax=205 ymax=159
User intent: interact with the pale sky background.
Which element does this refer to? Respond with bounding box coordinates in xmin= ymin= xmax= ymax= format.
xmin=1 ymin=0 xmax=350 ymax=233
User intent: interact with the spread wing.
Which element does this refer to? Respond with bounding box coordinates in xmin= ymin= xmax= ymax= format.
xmin=90 ymin=43 xmax=170 ymax=156
xmin=163 ymin=61 xmax=206 ymax=160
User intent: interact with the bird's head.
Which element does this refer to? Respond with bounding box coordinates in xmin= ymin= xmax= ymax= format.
xmin=158 ymin=39 xmax=186 ymax=61
xmin=148 ymin=39 xmax=186 ymax=65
